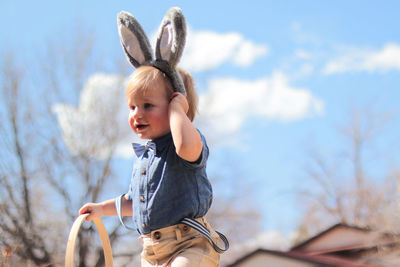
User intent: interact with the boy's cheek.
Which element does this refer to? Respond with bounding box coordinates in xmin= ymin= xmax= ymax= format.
xmin=128 ymin=119 xmax=136 ymax=132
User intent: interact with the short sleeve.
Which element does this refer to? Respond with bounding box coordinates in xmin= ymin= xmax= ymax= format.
xmin=126 ymin=183 xmax=133 ymax=200
xmin=181 ymin=130 xmax=209 ymax=169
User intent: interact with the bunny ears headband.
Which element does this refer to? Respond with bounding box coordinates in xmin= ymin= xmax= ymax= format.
xmin=117 ymin=7 xmax=187 ymax=96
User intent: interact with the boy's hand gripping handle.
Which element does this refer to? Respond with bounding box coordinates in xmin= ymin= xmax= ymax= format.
xmin=65 ymin=214 xmax=114 ymax=267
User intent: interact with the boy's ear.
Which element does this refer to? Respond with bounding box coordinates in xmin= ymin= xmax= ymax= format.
xmin=117 ymin=11 xmax=153 ymax=68
xmin=155 ymin=7 xmax=187 ymax=68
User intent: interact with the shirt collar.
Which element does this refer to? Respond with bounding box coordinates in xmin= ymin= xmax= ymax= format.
xmin=152 ymin=132 xmax=172 ymax=153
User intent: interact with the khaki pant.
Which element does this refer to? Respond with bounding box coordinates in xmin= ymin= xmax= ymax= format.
xmin=140 ymin=217 xmax=220 ymax=267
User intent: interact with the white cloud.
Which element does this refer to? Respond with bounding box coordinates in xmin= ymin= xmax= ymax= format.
xmin=323 ymin=43 xmax=400 ymax=74
xmin=232 ymin=40 xmax=268 ymax=67
xmin=294 ymin=49 xmax=312 ymax=60
xmin=52 ymin=73 xmax=138 ymax=159
xmin=180 ymin=27 xmax=268 ymax=72
xmin=53 ymin=71 xmax=323 ymax=156
xmin=196 ymin=72 xmax=324 ymax=145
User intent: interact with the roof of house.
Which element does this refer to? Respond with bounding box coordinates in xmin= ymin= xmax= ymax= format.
xmin=226 ymin=223 xmax=400 ymax=267
xmin=291 ymin=223 xmax=400 ymax=255
xmin=227 ymin=248 xmax=333 ymax=267
xmin=291 ymin=223 xmax=370 ymax=251
xmin=227 ymin=248 xmax=376 ymax=267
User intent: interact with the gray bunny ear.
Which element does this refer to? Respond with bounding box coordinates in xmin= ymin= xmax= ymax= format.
xmin=117 ymin=11 xmax=153 ymax=68
xmin=155 ymin=7 xmax=187 ymax=68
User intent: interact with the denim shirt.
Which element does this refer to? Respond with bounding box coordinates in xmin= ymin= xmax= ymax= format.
xmin=126 ymin=130 xmax=213 ymax=234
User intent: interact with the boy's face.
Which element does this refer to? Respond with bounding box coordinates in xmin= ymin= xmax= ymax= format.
xmin=126 ymin=80 xmax=171 ymax=140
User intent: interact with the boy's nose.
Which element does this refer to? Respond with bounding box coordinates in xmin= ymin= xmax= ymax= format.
xmin=132 ymin=107 xmax=143 ymax=118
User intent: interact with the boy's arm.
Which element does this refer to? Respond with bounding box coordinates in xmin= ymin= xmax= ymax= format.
xmin=79 ymin=194 xmax=132 ymax=221
xmin=169 ymin=92 xmax=202 ymax=162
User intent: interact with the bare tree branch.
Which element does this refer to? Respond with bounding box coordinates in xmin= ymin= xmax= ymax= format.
xmin=297 ymin=105 xmax=400 ymax=249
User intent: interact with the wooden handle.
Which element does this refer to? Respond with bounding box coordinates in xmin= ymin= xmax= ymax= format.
xmin=65 ymin=214 xmax=114 ymax=267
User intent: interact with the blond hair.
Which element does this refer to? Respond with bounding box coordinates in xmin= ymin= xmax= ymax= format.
xmin=126 ymin=66 xmax=198 ymax=121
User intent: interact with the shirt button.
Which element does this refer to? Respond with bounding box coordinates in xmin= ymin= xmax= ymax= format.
xmin=141 ymin=168 xmax=146 ymax=175
xmin=153 ymin=231 xmax=161 ymax=240
xmin=142 ymin=223 xmax=147 ymax=228
xmin=182 ymin=225 xmax=189 ymax=233
xmin=140 ymin=196 xmax=145 ymax=202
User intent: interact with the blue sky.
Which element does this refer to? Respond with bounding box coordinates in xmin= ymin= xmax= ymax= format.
xmin=2 ymin=0 xmax=400 ymax=237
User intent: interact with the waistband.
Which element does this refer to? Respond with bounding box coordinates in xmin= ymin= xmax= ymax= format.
xmin=141 ymin=217 xmax=206 ymax=241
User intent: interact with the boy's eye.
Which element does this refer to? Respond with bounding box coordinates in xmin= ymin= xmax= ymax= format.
xmin=144 ymin=103 xmax=153 ymax=109
xmin=130 ymin=106 xmax=136 ymax=110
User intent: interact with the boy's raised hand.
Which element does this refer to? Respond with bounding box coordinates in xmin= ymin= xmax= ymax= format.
xmin=169 ymin=92 xmax=189 ymax=116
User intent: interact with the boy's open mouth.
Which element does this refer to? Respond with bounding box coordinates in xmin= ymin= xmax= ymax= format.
xmin=136 ymin=124 xmax=148 ymax=131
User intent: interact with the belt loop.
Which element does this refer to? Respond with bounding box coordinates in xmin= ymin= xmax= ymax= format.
xmin=175 ymin=228 xmax=181 ymax=241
